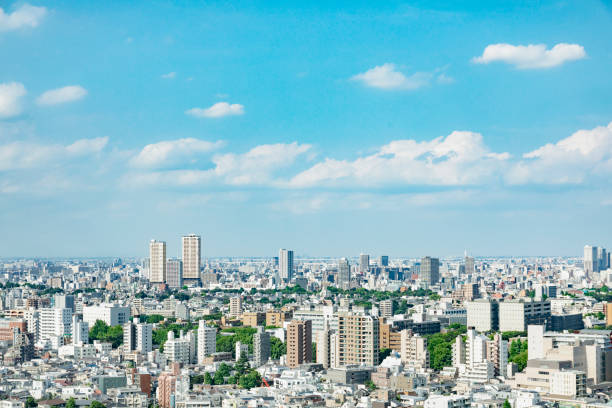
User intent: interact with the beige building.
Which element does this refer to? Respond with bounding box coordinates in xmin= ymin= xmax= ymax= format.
xmin=498 ymin=298 xmax=550 ymax=332
xmin=265 ymin=310 xmax=292 ymax=327
xmin=514 ymin=359 xmax=586 ymax=398
xmin=149 ymin=240 xmax=166 ymax=283
xmin=229 ymin=296 xmax=242 ymax=318
xmin=336 ymin=312 xmax=379 ymax=366
xmin=181 ymin=234 xmax=201 ymax=282
xmin=242 ymin=312 xmax=265 ymax=328
xmin=287 ymin=320 xmax=312 ymax=368
xmin=400 ymin=329 xmax=429 ymax=368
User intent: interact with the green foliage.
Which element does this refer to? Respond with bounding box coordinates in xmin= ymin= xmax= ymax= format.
xmin=503 ymin=399 xmax=511 ymax=408
xmin=270 ymin=336 xmax=286 ymax=359
xmin=89 ymin=402 xmax=106 ymax=408
xmin=394 ymin=299 xmax=412 ymax=315
xmin=89 ymin=320 xmax=123 ymax=348
xmin=509 ymin=339 xmax=528 ymax=371
xmin=66 ymin=398 xmax=76 ymax=408
xmin=365 ymin=380 xmax=377 ymax=391
xmin=26 ymin=397 xmax=38 ymax=408
xmin=379 ymin=348 xmax=392 ymax=361
xmin=217 ymin=327 xmax=257 ymax=354
xmin=204 ymin=372 xmax=213 ymax=385
xmin=142 ymin=314 xmax=165 ymax=324
xmin=190 ymin=375 xmax=205 ymax=388
xmin=202 ymin=313 xmax=222 ymax=321
xmin=429 ymin=293 xmax=441 ymax=301
xmin=238 ymin=370 xmax=261 ymax=389
xmin=502 ymin=331 xmax=527 ymax=341
xmin=425 ymin=325 xmax=467 ymax=371
xmin=152 ymin=320 xmax=198 ymax=351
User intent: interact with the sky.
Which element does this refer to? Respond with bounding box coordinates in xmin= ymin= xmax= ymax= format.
xmin=1 ymin=0 xmax=612 ymax=258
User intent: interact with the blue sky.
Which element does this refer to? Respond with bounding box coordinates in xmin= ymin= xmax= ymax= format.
xmin=1 ymin=0 xmax=611 ymax=258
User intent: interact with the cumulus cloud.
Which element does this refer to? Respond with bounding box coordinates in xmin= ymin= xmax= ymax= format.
xmin=0 ymin=137 xmax=108 ymax=171
xmin=0 ymin=82 xmax=27 ymax=118
xmin=351 ymin=63 xmax=431 ymax=90
xmin=290 ymin=131 xmax=510 ymax=187
xmin=507 ymin=122 xmax=612 ymax=184
xmin=130 ymin=138 xmax=223 ymax=168
xmin=186 ymin=102 xmax=244 ymax=118
xmin=472 ymin=43 xmax=586 ymax=69
xmin=161 ymin=72 xmax=176 ymax=79
xmin=0 ymin=3 xmax=46 ymax=32
xmin=36 ymin=85 xmax=88 ymax=106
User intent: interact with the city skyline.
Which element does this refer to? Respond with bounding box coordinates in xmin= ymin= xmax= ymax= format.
xmin=1 ymin=1 xmax=612 ymax=257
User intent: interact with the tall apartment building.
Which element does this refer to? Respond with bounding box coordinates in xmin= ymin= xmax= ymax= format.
xmin=379 ymin=299 xmax=393 ymax=318
xmin=465 ymin=256 xmax=475 ymax=274
xmin=149 ymin=240 xmax=167 ymax=284
xmin=165 ymin=259 xmax=183 ymax=288
xmin=337 ymin=258 xmax=351 ymax=290
xmin=253 ymin=326 xmax=270 ymax=367
xmin=287 ymin=320 xmax=312 ymax=368
xmin=316 ymin=326 xmax=333 ymax=369
xmin=400 ymin=329 xmax=429 ymax=368
xmin=359 ymin=254 xmax=370 ymax=273
xmin=486 ymin=333 xmax=508 ymax=377
xmin=54 ymin=294 xmax=75 ymax=312
xmin=72 ymin=315 xmax=88 ymax=344
xmin=466 ymin=299 xmax=499 ymax=332
xmin=39 ymin=308 xmax=72 ymax=342
xmin=123 ymin=318 xmax=152 ymax=354
xmin=498 ymin=298 xmax=551 ymax=332
xmin=182 ymin=234 xmax=201 ymax=283
xmin=279 ymin=249 xmax=294 ymax=282
xmin=164 ymin=330 xmax=195 ymax=364
xmin=336 ymin=312 xmax=379 ymax=366
xmin=197 ymin=323 xmax=217 ymax=363
xmin=421 ymin=256 xmax=440 ymax=287
xmin=229 ymin=296 xmax=243 ymax=318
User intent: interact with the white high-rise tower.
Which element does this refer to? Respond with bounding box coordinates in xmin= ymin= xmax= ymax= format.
xmin=149 ymin=240 xmax=166 ymax=283
xmin=279 ymin=249 xmax=294 ymax=282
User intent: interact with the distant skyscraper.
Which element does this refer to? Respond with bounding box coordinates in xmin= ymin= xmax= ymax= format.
xmin=279 ymin=249 xmax=294 ymax=282
xmin=182 ymin=234 xmax=201 ymax=282
xmin=149 ymin=240 xmax=167 ymax=283
xmin=287 ymin=320 xmax=312 ymax=368
xmin=465 ymin=256 xmax=475 ymax=274
xmin=584 ymin=245 xmax=598 ymax=277
xmin=597 ymin=247 xmax=608 ymax=271
xmin=337 ymin=258 xmax=351 ymax=289
xmin=420 ymin=256 xmax=440 ymax=287
xmin=359 ymin=254 xmax=370 ymax=273
xmin=166 ymin=259 xmax=183 ymax=288
xmin=379 ymin=255 xmax=389 ymax=267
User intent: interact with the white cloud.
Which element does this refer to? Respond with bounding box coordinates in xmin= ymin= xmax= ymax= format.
xmin=351 ymin=63 xmax=431 ymax=90
xmin=0 ymin=137 xmax=107 ymax=171
xmin=36 ymin=85 xmax=88 ymax=106
xmin=186 ymin=102 xmax=244 ymax=118
xmin=161 ymin=72 xmax=176 ymax=79
xmin=507 ymin=122 xmax=612 ymax=184
xmin=0 ymin=82 xmax=27 ymax=118
xmin=0 ymin=3 xmax=46 ymax=32
xmin=130 ymin=138 xmax=223 ymax=168
xmin=472 ymin=43 xmax=586 ymax=69
xmin=290 ymin=131 xmax=510 ymax=187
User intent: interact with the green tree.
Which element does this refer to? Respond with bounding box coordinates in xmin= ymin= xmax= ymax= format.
xmin=511 ymin=350 xmax=528 ymax=371
xmin=89 ymin=320 xmax=123 ymax=348
xmin=270 ymin=337 xmax=286 ymax=359
xmin=365 ymin=380 xmax=377 ymax=391
xmin=238 ymin=370 xmax=261 ymax=389
xmin=503 ymin=399 xmax=511 ymax=408
xmin=25 ymin=397 xmax=37 ymax=408
xmin=431 ymin=343 xmax=452 ymax=370
xmin=89 ymin=402 xmax=106 ymax=408
xmin=379 ymin=348 xmax=392 ymax=361
xmin=204 ymin=372 xmax=214 ymax=385
xmin=66 ymin=398 xmax=76 ymax=408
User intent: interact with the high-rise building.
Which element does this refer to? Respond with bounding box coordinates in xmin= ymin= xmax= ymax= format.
xmin=229 ymin=296 xmax=243 ymax=318
xmin=337 ymin=258 xmax=351 ymax=290
xmin=279 ymin=249 xmax=294 ymax=282
xmin=379 ymin=255 xmax=389 ymax=267
xmin=164 ymin=330 xmax=195 ymax=364
xmin=253 ymin=326 xmax=270 ymax=367
xmin=597 ymin=247 xmax=609 ymax=271
xmin=54 ymin=294 xmax=75 ymax=312
xmin=420 ymin=256 xmax=440 ymax=287
xmin=149 ymin=240 xmax=167 ymax=283
xmin=336 ymin=312 xmax=379 ymax=366
xmin=39 ymin=308 xmax=72 ymax=342
xmin=584 ymin=245 xmax=599 ymax=277
xmin=182 ymin=234 xmax=201 ymax=282
xmin=498 ymin=298 xmax=551 ymax=332
xmin=465 ymin=256 xmax=475 ymax=274
xmin=124 ymin=317 xmax=152 ymax=354
xmin=359 ymin=254 xmax=370 ymax=273
xmin=166 ymin=259 xmax=183 ymax=288
xmin=287 ymin=320 xmax=312 ymax=368
xmin=486 ymin=333 xmax=508 ymax=377
xmin=72 ymin=315 xmax=88 ymax=344
xmin=316 ymin=325 xmax=333 ymax=369
xmin=197 ymin=323 xmax=217 ymax=363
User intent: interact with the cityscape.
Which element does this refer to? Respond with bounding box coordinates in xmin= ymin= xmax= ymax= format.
xmin=2 ymin=1 xmax=612 ymax=408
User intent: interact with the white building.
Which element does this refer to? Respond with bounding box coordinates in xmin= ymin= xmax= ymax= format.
xmin=182 ymin=234 xmax=201 ymax=282
xmin=149 ymin=240 xmax=167 ymax=284
xmin=39 ymin=307 xmax=72 ymax=342
xmin=424 ymin=395 xmax=470 ymax=408
xmin=197 ymin=323 xmax=216 ymax=363
xmin=83 ymin=303 xmax=130 ymax=326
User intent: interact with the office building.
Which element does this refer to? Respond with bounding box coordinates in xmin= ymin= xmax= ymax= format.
xmin=466 ymin=299 xmax=499 ymax=332
xmin=39 ymin=308 xmax=72 ymax=342
xmin=182 ymin=234 xmax=201 ymax=282
xmin=498 ymin=298 xmax=551 ymax=332
xmin=253 ymin=326 xmax=270 ymax=367
xmin=287 ymin=320 xmax=312 ymax=368
xmin=165 ymin=259 xmax=183 ymax=288
xmin=54 ymin=294 xmax=75 ymax=312
xmin=421 ymin=256 xmax=440 ymax=287
xmin=465 ymin=256 xmax=475 ymax=274
xmin=359 ymin=254 xmax=370 ymax=273
xmin=379 ymin=299 xmax=393 ymax=318
xmin=83 ymin=304 xmax=130 ymax=327
xmin=149 ymin=240 xmax=167 ymax=284
xmin=336 ymin=312 xmax=379 ymax=366
xmin=379 ymin=255 xmax=389 ymax=267
xmin=229 ymin=296 xmax=243 ymax=318
xmin=337 ymin=258 xmax=351 ymax=290
xmin=279 ymin=249 xmax=294 ymax=282
xmin=197 ymin=323 xmax=217 ymax=363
